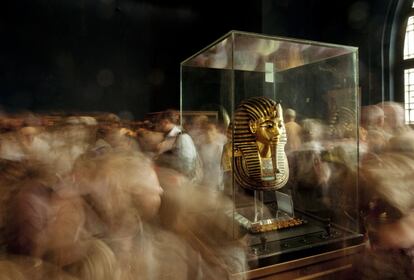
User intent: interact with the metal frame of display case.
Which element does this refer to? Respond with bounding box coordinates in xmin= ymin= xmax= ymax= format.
xmin=233 ymin=243 xmax=365 ymax=280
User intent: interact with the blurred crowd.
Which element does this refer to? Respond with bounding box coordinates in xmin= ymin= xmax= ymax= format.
xmin=282 ymin=101 xmax=414 ymax=279
xmin=0 ymin=110 xmax=246 ymax=280
xmin=0 ymin=100 xmax=413 ymax=279
xmin=356 ymin=101 xmax=414 ymax=279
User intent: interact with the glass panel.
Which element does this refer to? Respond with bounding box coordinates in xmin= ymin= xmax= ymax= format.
xmin=182 ymin=36 xmax=233 ymax=70
xmin=183 ymin=31 xmax=356 ymax=72
xmin=232 ymin=33 xmax=353 ymax=72
xmin=181 ymin=31 xmax=362 ymax=270
xmin=404 ymin=68 xmax=414 ymax=123
xmin=404 ymin=16 xmax=414 ymax=59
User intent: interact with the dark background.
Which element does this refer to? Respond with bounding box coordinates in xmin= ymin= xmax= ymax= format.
xmin=0 ymin=0 xmax=410 ymax=119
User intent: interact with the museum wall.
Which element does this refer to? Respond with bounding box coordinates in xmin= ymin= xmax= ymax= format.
xmin=0 ymin=0 xmax=262 ymax=119
xmin=1 ymin=0 xmax=409 ymax=117
xmin=261 ymin=0 xmax=409 ymax=106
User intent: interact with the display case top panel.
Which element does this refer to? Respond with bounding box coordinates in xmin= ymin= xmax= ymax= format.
xmin=181 ymin=31 xmax=357 ymax=72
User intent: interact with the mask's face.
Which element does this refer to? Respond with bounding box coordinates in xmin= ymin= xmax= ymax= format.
xmin=254 ymin=117 xmax=282 ymax=144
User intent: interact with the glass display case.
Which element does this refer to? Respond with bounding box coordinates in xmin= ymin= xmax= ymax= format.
xmin=181 ymin=30 xmax=363 ymax=269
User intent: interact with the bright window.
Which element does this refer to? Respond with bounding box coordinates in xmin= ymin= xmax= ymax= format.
xmin=404 ymin=16 xmax=414 ymax=59
xmin=403 ymin=2 xmax=414 ymax=123
xmin=404 ymin=68 xmax=414 ymax=122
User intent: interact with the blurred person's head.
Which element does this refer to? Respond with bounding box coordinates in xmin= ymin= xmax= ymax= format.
xmin=360 ymin=152 xmax=414 ymax=249
xmin=96 ymin=126 xmax=138 ymax=151
xmin=284 ymin=108 xmax=297 ymax=122
xmin=301 ymin=118 xmax=325 ymax=143
xmin=4 ymin=163 xmax=88 ymax=267
xmin=380 ymin=101 xmax=408 ymax=134
xmin=361 ymin=105 xmax=385 ymax=130
xmin=17 ymin=126 xmax=43 ymax=149
xmin=73 ymin=150 xmax=163 ymax=225
xmin=39 ymin=124 xmax=96 ymax=176
xmin=205 ymin=123 xmax=220 ymax=143
xmin=191 ymin=114 xmax=208 ymax=129
xmin=65 ymin=239 xmax=121 ymax=280
xmin=0 ymin=160 xmax=40 ymax=229
xmin=3 ymin=117 xmax=24 ymax=132
xmin=292 ymin=149 xmax=331 ymax=189
xmin=96 ymin=113 xmax=121 ymax=127
xmin=156 ymin=110 xmax=179 ymax=133
xmin=136 ymin=128 xmax=164 ymax=153
xmin=6 ymin=163 xmax=59 ymax=258
xmin=366 ymin=129 xmax=388 ymax=154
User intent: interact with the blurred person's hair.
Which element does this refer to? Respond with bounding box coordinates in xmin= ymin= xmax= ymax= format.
xmin=0 ymin=160 xmax=42 ymax=232
xmin=73 ymin=149 xmax=161 ymax=228
xmin=135 ymin=128 xmax=164 ymax=153
xmin=380 ymin=101 xmax=411 ymax=135
xmin=95 ymin=126 xmax=139 ymax=151
xmin=65 ymin=239 xmax=121 ymax=280
xmin=94 ymin=113 xmax=121 ymax=126
xmin=301 ymin=118 xmax=325 ymax=142
xmin=284 ymin=108 xmax=296 ymax=119
xmin=0 ymin=159 xmax=39 ymax=185
xmin=4 ymin=162 xmax=60 ymax=257
xmin=159 ymin=109 xmax=180 ymax=125
xmin=0 ymin=259 xmax=26 ymax=280
xmin=191 ymin=114 xmax=208 ymax=127
xmin=361 ymin=105 xmax=384 ymax=129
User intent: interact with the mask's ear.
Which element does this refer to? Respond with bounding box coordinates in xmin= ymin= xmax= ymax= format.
xmin=249 ymin=120 xmax=257 ymax=134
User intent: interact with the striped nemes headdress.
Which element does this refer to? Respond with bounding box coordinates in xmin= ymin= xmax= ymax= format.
xmin=231 ymin=96 xmax=289 ymax=190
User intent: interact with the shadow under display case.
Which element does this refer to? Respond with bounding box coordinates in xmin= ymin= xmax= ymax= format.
xmin=180 ymin=31 xmax=364 ymax=273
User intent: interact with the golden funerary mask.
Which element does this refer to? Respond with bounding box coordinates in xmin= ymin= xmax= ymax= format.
xmin=223 ymin=96 xmax=289 ymax=190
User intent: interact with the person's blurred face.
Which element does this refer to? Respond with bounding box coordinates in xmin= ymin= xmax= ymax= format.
xmin=157 ymin=119 xmax=173 ymax=133
xmin=383 ymin=104 xmax=405 ymax=130
xmin=371 ymin=211 xmax=414 ymax=250
xmin=18 ymin=126 xmax=39 ymax=147
xmin=205 ymin=124 xmax=218 ymax=143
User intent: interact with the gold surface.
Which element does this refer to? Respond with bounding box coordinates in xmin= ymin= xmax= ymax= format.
xmin=223 ymin=96 xmax=289 ymax=190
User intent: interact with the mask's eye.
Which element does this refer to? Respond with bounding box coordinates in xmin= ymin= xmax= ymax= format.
xmin=260 ymin=122 xmax=274 ymax=128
